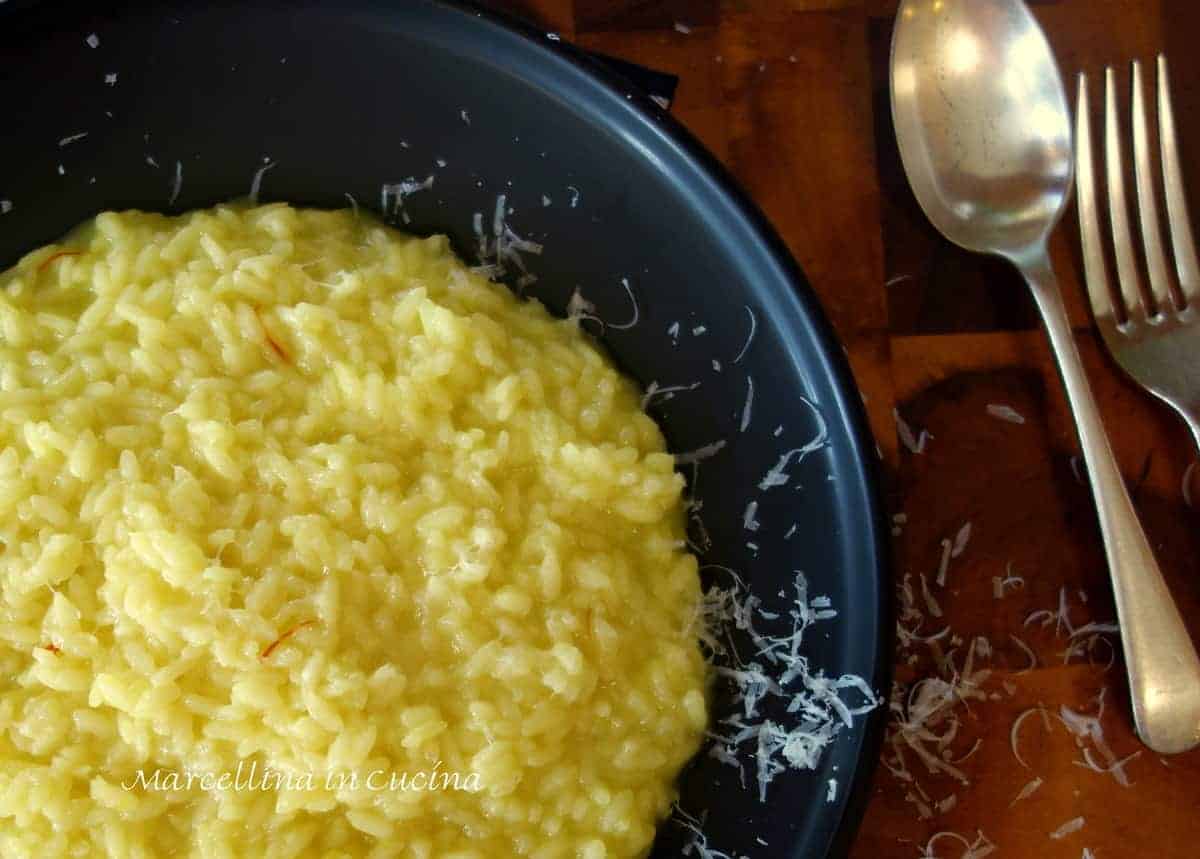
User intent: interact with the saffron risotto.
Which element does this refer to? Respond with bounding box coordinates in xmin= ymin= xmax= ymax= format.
xmin=0 ymin=204 xmax=709 ymax=858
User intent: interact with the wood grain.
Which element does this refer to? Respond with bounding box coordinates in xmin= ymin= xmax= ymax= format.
xmin=493 ymin=1 xmax=1200 ymax=855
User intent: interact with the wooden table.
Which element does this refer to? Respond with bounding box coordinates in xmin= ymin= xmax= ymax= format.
xmin=488 ymin=1 xmax=1200 ymax=856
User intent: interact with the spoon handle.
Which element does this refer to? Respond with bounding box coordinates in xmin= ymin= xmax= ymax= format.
xmin=1019 ymin=252 xmax=1200 ymax=754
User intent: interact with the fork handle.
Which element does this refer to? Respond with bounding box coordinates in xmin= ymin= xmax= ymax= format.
xmin=1020 ymin=251 xmax=1200 ymax=754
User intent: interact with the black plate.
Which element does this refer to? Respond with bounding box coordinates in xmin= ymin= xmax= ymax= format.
xmin=0 ymin=2 xmax=890 ymax=856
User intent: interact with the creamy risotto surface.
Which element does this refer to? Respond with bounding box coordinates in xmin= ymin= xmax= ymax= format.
xmin=0 ymin=205 xmax=707 ymax=858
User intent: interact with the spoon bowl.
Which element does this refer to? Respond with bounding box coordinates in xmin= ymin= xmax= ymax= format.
xmin=891 ymin=0 xmax=1073 ymax=258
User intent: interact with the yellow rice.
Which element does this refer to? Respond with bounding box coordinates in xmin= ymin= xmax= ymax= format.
xmin=0 ymin=204 xmax=708 ymax=858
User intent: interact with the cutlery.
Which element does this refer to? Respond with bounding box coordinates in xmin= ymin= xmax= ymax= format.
xmin=891 ymin=0 xmax=1200 ymax=753
xmin=1076 ymin=57 xmax=1200 ymax=450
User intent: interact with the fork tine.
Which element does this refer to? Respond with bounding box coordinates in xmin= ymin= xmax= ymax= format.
xmin=1158 ymin=55 xmax=1200 ymax=308
xmin=1077 ymin=73 xmax=1120 ymax=330
xmin=1105 ymin=67 xmax=1150 ymax=324
xmin=1130 ymin=60 xmax=1178 ymax=316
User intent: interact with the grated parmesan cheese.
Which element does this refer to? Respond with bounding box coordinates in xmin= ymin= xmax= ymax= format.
xmin=104 ymin=72 xmax=118 ymax=85
xmin=907 ymin=791 xmax=934 ymax=820
xmin=1050 ymin=817 xmax=1085 ymax=840
xmin=58 ymin=132 xmax=88 ymax=147
xmin=1059 ymin=691 xmax=1139 ymax=787
xmin=1010 ymin=706 xmax=1051 ymax=769
xmin=949 ymin=738 xmax=982 ymax=765
xmin=935 ymin=538 xmax=952 ymax=586
xmin=675 ymin=440 xmax=727 ymax=466
xmin=894 ymin=408 xmax=930 ymax=454
xmin=85 ymin=33 xmax=100 ymax=49
xmin=0 ymin=200 xmax=11 ymax=215
xmin=471 ymin=195 xmax=543 ymax=290
xmin=757 ymin=398 xmax=828 ymax=490
xmin=986 ymin=403 xmax=1026 ymax=424
xmin=1024 ymin=587 xmax=1118 ymax=666
xmin=739 ymin=377 xmax=754 ymax=433
xmin=935 ymin=793 xmax=958 ymax=814
xmin=1009 ymin=634 xmax=1037 ymax=674
xmin=380 ymin=175 xmax=434 ymax=224
xmin=1010 ymin=776 xmax=1043 ymax=805
xmin=697 ymin=568 xmax=879 ymax=802
xmin=248 ymin=159 xmax=275 ymax=204
xmin=566 ymin=288 xmax=599 ymax=326
xmin=883 ymin=639 xmax=992 ymax=792
xmin=950 ymin=522 xmax=972 ymax=557
xmin=169 ymin=160 xmax=182 ymax=206
xmin=608 ymin=278 xmax=639 ymax=330
xmin=992 ymin=563 xmax=1025 ymax=599
xmin=673 ymin=806 xmax=740 ymax=859
xmin=674 ymin=21 xmax=693 ymax=34
xmin=741 ymin=501 xmax=760 ymax=532
xmin=641 ymin=381 xmax=701 ymax=410
xmin=920 ymin=830 xmax=996 ymax=859
xmin=732 ymin=305 xmax=757 ymax=364
xmin=919 ymin=574 xmax=943 ymax=618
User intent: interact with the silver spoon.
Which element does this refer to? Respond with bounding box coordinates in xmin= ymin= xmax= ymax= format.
xmin=891 ymin=0 xmax=1200 ymax=753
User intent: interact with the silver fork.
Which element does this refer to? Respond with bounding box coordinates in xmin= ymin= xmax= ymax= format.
xmin=1076 ymin=56 xmax=1200 ymax=448
xmin=1076 ymin=56 xmax=1200 ymax=754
